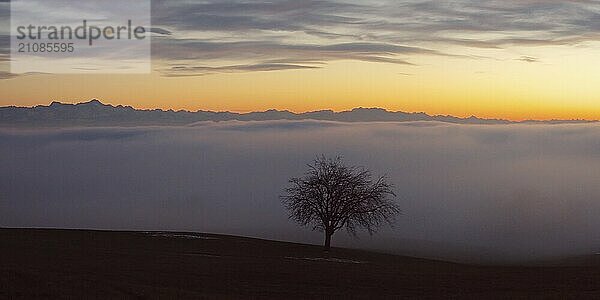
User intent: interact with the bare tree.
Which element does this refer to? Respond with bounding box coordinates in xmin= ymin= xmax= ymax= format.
xmin=281 ymin=156 xmax=399 ymax=253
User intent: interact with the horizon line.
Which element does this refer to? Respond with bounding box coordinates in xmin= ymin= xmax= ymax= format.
xmin=3 ymin=99 xmax=599 ymax=123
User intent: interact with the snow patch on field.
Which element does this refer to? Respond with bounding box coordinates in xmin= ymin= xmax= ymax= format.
xmin=144 ymin=232 xmax=219 ymax=240
xmin=183 ymin=253 xmax=221 ymax=258
xmin=285 ymin=257 xmax=365 ymax=264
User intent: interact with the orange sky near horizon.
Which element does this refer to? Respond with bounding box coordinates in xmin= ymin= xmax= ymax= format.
xmin=2 ymin=50 xmax=600 ymax=122
xmin=3 ymin=1 xmax=600 ymax=121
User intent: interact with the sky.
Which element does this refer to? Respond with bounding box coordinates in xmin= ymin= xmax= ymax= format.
xmin=2 ymin=121 xmax=600 ymax=262
xmin=1 ymin=0 xmax=600 ymax=120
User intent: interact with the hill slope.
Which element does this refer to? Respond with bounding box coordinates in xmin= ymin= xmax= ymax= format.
xmin=2 ymin=228 xmax=600 ymax=299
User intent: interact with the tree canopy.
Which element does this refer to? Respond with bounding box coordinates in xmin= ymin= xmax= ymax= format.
xmin=281 ymin=156 xmax=399 ymax=251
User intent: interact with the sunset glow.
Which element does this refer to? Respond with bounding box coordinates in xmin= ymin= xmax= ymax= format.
xmin=2 ymin=0 xmax=600 ymax=121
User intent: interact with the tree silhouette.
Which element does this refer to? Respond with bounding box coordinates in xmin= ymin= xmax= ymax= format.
xmin=281 ymin=156 xmax=399 ymax=253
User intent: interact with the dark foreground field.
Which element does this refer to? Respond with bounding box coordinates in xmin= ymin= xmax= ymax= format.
xmin=1 ymin=229 xmax=600 ymax=299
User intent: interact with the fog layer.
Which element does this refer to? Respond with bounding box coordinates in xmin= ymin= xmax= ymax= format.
xmin=2 ymin=121 xmax=600 ymax=262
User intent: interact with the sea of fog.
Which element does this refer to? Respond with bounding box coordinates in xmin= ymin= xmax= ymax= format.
xmin=2 ymin=121 xmax=600 ymax=263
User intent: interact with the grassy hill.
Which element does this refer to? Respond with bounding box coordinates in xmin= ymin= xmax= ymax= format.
xmin=2 ymin=228 xmax=600 ymax=299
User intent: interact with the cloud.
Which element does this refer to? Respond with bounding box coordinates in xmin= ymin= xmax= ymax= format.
xmin=517 ymin=56 xmax=539 ymax=63
xmin=0 ymin=33 xmax=8 ymax=53
xmin=164 ymin=63 xmax=319 ymax=76
xmin=0 ymin=71 xmax=17 ymax=79
xmin=152 ymin=39 xmax=425 ymax=75
xmin=149 ymin=27 xmax=172 ymax=36
xmin=151 ymin=0 xmax=367 ymax=32
xmin=146 ymin=0 xmax=600 ymax=75
xmin=2 ymin=121 xmax=600 ymax=263
xmin=2 ymin=1 xmax=599 ymax=75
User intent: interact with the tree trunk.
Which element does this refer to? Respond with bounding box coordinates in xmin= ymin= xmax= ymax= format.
xmin=323 ymin=230 xmax=332 ymax=257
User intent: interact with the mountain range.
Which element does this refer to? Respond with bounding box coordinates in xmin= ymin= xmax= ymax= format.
xmin=0 ymin=99 xmax=595 ymax=127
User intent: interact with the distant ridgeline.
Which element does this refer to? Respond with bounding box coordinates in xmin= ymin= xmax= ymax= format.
xmin=0 ymin=100 xmax=595 ymax=127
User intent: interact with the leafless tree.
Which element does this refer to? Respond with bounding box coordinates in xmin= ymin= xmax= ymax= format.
xmin=281 ymin=156 xmax=399 ymax=253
